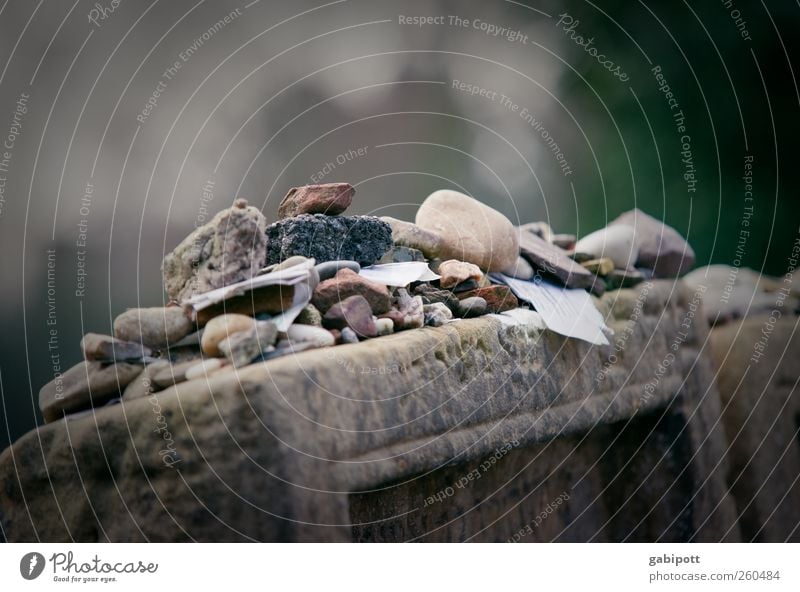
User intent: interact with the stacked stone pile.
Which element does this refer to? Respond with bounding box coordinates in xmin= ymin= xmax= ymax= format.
xmin=38 ymin=183 xmax=697 ymax=424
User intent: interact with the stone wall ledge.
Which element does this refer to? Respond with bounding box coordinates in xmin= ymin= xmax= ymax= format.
xmin=0 ymin=280 xmax=738 ymax=542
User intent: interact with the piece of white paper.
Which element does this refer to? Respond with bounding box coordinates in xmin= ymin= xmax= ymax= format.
xmin=270 ymin=281 xmax=312 ymax=332
xmin=359 ymin=262 xmax=440 ymax=286
xmin=493 ymin=274 xmax=611 ymax=345
xmin=488 ymin=308 xmax=547 ymax=330
xmin=183 ymin=260 xmax=314 ymax=311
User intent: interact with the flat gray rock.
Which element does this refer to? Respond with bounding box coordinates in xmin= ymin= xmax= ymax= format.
xmin=517 ymin=231 xmax=594 ymax=289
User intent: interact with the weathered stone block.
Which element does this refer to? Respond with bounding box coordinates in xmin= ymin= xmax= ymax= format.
xmin=0 ymin=282 xmax=738 ymax=542
xmin=710 ymin=316 xmax=800 ymax=542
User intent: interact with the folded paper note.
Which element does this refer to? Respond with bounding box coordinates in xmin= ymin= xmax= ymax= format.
xmin=492 ymin=274 xmax=611 ymax=345
xmin=359 ymin=262 xmax=440 ymax=287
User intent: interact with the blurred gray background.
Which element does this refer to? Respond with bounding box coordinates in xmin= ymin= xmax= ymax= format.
xmin=1 ymin=0 xmax=797 ymax=448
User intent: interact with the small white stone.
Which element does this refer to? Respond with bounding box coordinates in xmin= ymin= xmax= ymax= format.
xmin=501 ymin=256 xmax=534 ymax=280
xmin=375 ymin=318 xmax=394 ymax=336
xmin=286 ymin=324 xmax=335 ymax=347
xmin=574 ymin=224 xmax=638 ymax=268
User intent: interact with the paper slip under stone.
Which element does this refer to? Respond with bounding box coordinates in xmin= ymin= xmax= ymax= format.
xmin=358 ymin=262 xmax=440 ymax=286
xmin=492 ymin=274 xmax=612 ymax=345
xmin=182 ymin=260 xmax=313 ymax=331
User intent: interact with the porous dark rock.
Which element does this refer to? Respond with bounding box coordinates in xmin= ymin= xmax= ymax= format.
xmin=162 ymin=199 xmax=267 ymax=302
xmin=265 ymin=214 xmax=392 ymax=267
xmin=277 ymin=183 xmax=354 ymax=219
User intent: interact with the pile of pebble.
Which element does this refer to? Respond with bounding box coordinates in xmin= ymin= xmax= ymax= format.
xmin=39 ymin=183 xmax=696 ymax=424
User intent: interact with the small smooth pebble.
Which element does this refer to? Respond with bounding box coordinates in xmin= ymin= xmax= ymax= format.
xmin=295 ymin=304 xmax=322 ymax=326
xmin=438 ymin=259 xmax=483 ymax=289
xmin=218 ymin=320 xmax=279 ymax=368
xmin=375 ymin=318 xmax=394 ymax=336
xmin=315 ymin=260 xmax=361 ymax=282
xmin=286 ymin=324 xmax=336 ymax=347
xmin=270 ymin=255 xmax=311 ymax=272
xmin=380 ymin=216 xmax=444 ymax=259
xmin=423 ymin=302 xmax=453 ymax=327
xmin=81 ymin=333 xmax=151 ymax=362
xmin=200 ymin=314 xmax=256 ymax=356
xmin=501 ymin=256 xmax=535 ymax=280
xmin=582 ymin=258 xmax=615 ymax=276
xmin=184 ymin=358 xmax=224 ymax=381
xmin=340 ymin=327 xmax=360 ymax=343
xmin=552 ymin=234 xmax=576 ymax=250
xmin=113 ymin=306 xmax=193 ymax=350
xmin=457 ymin=297 xmax=488 ymax=318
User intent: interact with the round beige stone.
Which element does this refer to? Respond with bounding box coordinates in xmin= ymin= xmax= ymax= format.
xmin=113 ymin=306 xmax=193 ymax=349
xmin=415 ymin=190 xmax=518 ymax=272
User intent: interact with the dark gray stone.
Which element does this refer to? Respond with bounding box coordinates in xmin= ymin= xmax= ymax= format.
xmin=265 ymin=214 xmax=392 ymax=267
xmin=456 ymin=296 xmax=487 ymax=318
xmin=518 ymin=231 xmax=594 ymax=289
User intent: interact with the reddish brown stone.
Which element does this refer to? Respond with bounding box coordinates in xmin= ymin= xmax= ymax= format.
xmin=323 ymin=295 xmax=377 ymax=338
xmin=277 ymin=183 xmax=354 ymax=219
xmin=312 ymin=269 xmax=391 ymax=314
xmin=457 ymin=285 xmax=518 ymax=313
